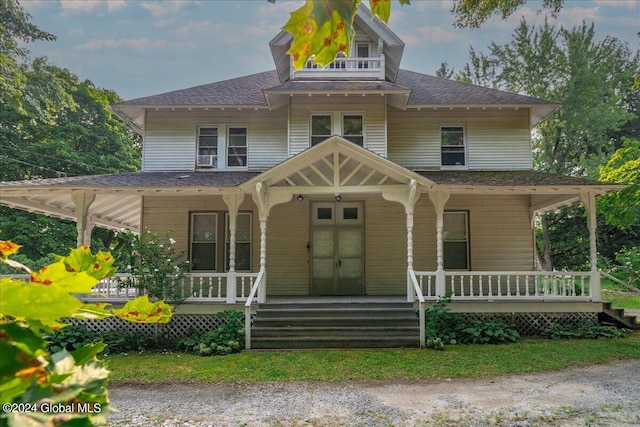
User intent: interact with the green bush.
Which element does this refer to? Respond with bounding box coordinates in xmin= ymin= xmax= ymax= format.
xmin=424 ymin=295 xmax=520 ymax=349
xmin=46 ymin=323 xmax=98 ymax=353
xmin=100 ymin=329 xmax=156 ymax=355
xmin=542 ymin=321 xmax=629 ymax=339
xmin=177 ymin=310 xmax=245 ymax=356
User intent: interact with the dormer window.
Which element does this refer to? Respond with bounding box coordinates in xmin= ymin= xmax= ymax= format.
xmin=356 ymin=43 xmax=370 ymax=69
xmin=441 ymin=125 xmax=466 ymax=167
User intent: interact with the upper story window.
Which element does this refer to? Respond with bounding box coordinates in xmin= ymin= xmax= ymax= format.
xmin=197 ymin=127 xmax=218 ymax=168
xmin=343 ymin=114 xmax=364 ymax=146
xmin=311 ymin=114 xmax=332 ymax=146
xmin=197 ymin=126 xmax=248 ymax=169
xmin=227 ymin=127 xmax=247 ymax=167
xmin=310 ymin=112 xmax=365 ymax=146
xmin=441 ymin=125 xmax=466 ymax=167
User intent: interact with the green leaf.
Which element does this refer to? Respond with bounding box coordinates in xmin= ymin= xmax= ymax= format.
xmin=0 ymin=279 xmax=82 ymax=324
xmin=71 ymin=342 xmax=106 ymax=365
xmin=114 ymin=295 xmax=173 ymax=324
xmin=284 ymin=0 xmax=360 ymax=70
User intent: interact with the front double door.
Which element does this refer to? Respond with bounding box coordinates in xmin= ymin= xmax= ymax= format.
xmin=311 ymin=202 xmax=364 ymax=295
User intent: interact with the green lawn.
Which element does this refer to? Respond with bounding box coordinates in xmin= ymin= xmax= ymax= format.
xmin=602 ymin=278 xmax=640 ymax=309
xmin=105 ymin=334 xmax=640 ymax=384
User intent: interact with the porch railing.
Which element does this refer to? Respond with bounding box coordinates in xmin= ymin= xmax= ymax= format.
xmin=413 ymin=270 xmax=598 ymax=301
xmin=292 ymin=55 xmax=385 ymax=80
xmin=0 ymin=272 xmax=261 ymax=303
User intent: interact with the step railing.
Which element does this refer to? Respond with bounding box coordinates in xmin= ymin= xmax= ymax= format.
xmin=244 ymin=269 xmax=266 ymax=350
xmin=408 ymin=268 xmax=426 ymax=348
xmin=412 ymin=270 xmax=597 ymax=301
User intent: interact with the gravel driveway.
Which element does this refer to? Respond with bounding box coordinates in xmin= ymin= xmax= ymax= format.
xmin=108 ymin=360 xmax=640 ymax=426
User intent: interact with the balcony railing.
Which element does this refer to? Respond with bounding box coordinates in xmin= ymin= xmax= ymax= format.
xmin=413 ymin=270 xmax=599 ymax=301
xmin=292 ymin=55 xmax=385 ymax=80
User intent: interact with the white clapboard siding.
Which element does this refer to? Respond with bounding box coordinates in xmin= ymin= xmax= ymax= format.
xmin=364 ymin=197 xmax=407 ymax=295
xmin=143 ymin=109 xmax=288 ymax=172
xmin=289 ymin=96 xmax=387 ymax=157
xmin=388 ymin=108 xmax=532 ymax=170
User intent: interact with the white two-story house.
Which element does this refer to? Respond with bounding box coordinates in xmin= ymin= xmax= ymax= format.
xmin=1 ymin=6 xmax=627 ymax=347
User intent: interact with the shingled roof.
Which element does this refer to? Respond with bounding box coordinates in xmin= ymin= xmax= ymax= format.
xmin=110 ymin=69 xmax=559 ymax=132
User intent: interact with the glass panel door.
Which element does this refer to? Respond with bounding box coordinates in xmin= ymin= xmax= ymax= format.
xmin=310 ymin=202 xmax=364 ymax=295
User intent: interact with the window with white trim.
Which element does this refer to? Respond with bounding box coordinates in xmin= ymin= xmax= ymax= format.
xmin=311 ymin=114 xmax=332 ymax=146
xmin=197 ymin=127 xmax=218 ymax=168
xmin=343 ymin=114 xmax=364 ymax=146
xmin=225 ymin=212 xmax=252 ymax=271
xmin=227 ymin=127 xmax=247 ymax=167
xmin=443 ymin=211 xmax=469 ymax=270
xmin=441 ymin=125 xmax=466 ymax=167
xmin=356 ymin=42 xmax=370 ymax=69
xmin=310 ymin=112 xmax=365 ymax=146
xmin=190 ymin=213 xmax=217 ymax=271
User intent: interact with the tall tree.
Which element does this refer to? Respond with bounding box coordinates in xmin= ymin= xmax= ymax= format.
xmin=460 ymin=19 xmax=639 ymax=269
xmin=0 ymin=0 xmax=141 ymax=268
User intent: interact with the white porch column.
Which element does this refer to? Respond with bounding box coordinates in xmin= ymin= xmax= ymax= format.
xmin=223 ymin=193 xmax=245 ymax=304
xmin=580 ymin=190 xmax=601 ymax=300
xmin=428 ymin=190 xmax=450 ymax=297
xmin=382 ymin=179 xmax=421 ymax=302
xmin=251 ymin=183 xmax=294 ymax=303
xmin=71 ymin=192 xmax=96 ymax=247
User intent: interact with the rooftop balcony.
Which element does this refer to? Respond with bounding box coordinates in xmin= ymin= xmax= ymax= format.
xmin=291 ymin=54 xmax=385 ymax=80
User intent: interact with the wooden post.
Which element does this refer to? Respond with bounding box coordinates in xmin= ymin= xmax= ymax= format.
xmin=71 ymin=193 xmax=95 ymax=247
xmin=223 ymin=193 xmax=244 ymax=304
xmin=428 ymin=190 xmax=450 ymax=297
xmin=580 ymin=191 xmax=601 ymax=300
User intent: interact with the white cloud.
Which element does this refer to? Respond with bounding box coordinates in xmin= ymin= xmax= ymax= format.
xmin=594 ymin=0 xmax=638 ymax=9
xmin=141 ymin=1 xmax=189 ymax=18
xmin=76 ymin=37 xmax=171 ymax=52
xmin=70 ymin=27 xmax=84 ymax=35
xmin=58 ymin=0 xmax=126 ymax=16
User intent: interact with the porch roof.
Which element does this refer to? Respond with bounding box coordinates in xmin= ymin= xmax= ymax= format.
xmin=0 ymin=167 xmax=624 ymax=233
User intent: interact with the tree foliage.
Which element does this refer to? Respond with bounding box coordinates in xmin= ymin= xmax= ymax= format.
xmin=598 ymin=139 xmax=640 ymax=229
xmin=451 ymin=0 xmax=563 ymax=29
xmin=0 ymin=242 xmax=172 ymax=426
xmin=460 ymin=18 xmax=639 ymax=269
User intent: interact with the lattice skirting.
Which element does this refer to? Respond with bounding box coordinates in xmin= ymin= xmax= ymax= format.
xmin=459 ymin=312 xmax=598 ymax=337
xmin=69 ymin=313 xmax=240 ymax=340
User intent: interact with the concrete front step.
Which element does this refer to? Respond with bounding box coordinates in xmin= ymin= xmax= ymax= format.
xmin=250 ymin=302 xmax=420 ymax=349
xmin=250 ymin=335 xmax=420 ymax=349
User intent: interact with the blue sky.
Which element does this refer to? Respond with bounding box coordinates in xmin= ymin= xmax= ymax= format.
xmin=22 ymin=0 xmax=639 ymax=101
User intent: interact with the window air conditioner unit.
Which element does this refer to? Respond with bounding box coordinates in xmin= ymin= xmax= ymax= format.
xmin=197 ymin=155 xmax=215 ymax=167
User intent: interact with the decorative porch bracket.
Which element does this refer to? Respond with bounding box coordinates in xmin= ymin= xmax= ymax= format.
xmin=580 ymin=190 xmax=600 ymax=300
xmin=382 ymin=179 xmax=421 ymax=302
xmin=223 ymin=192 xmax=245 ymax=303
xmin=71 ymin=192 xmax=96 ymax=247
xmin=252 ymin=182 xmax=293 ymax=303
xmin=428 ymin=189 xmax=451 ymax=298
